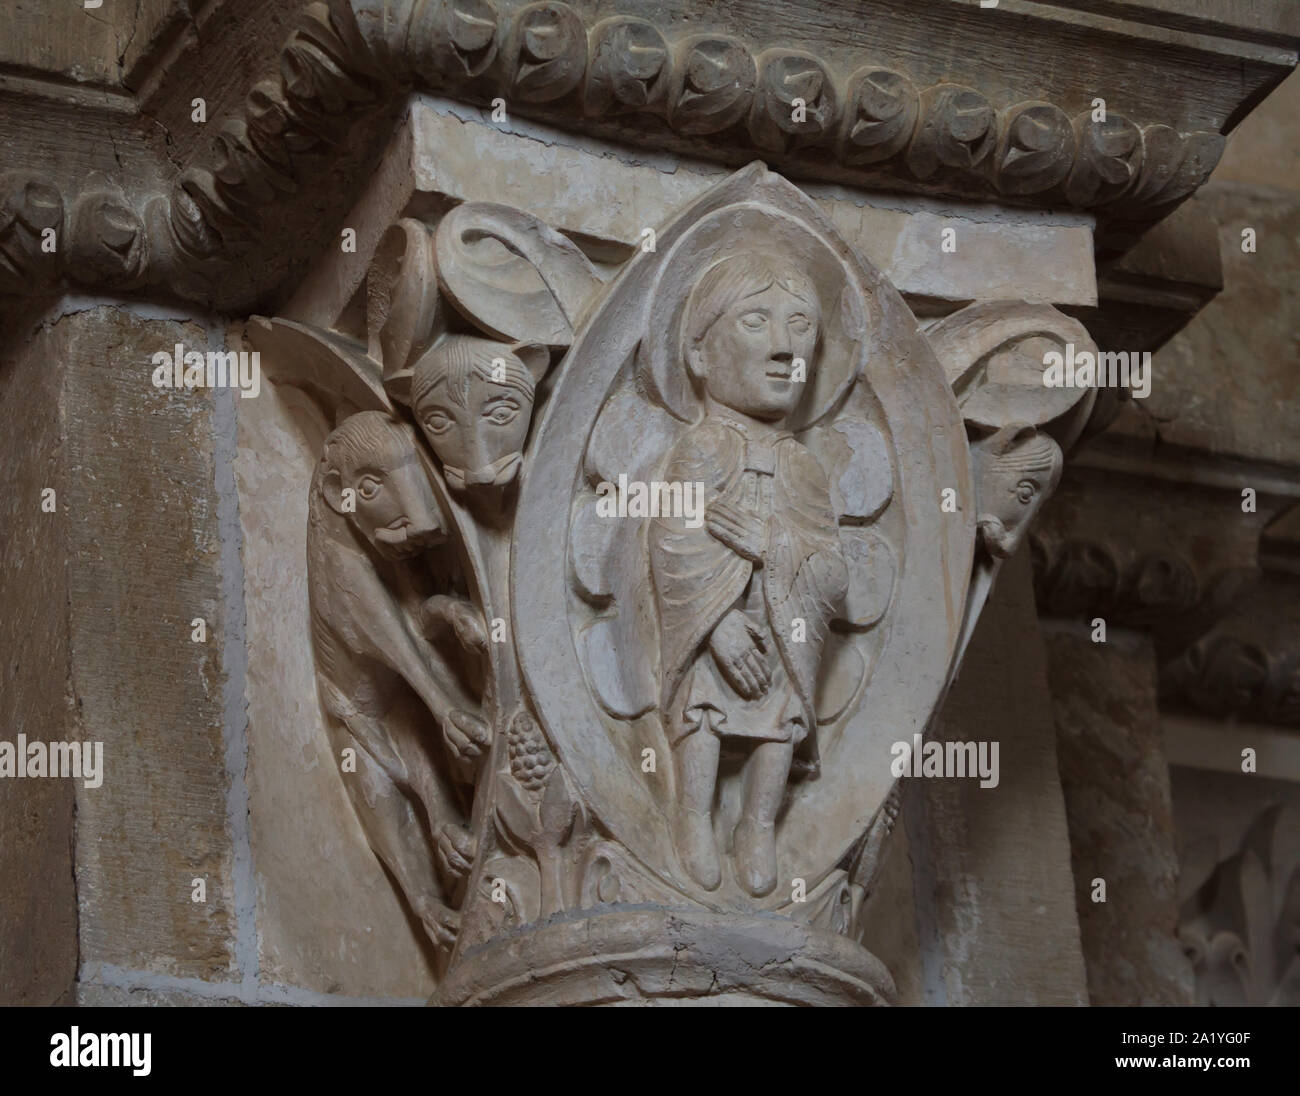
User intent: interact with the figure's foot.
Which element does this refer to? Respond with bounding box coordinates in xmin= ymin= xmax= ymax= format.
xmin=415 ymin=897 xmax=459 ymax=952
xmin=674 ymin=807 xmax=721 ymax=891
xmin=436 ymin=823 xmax=476 ymax=890
xmin=733 ymin=816 xmax=778 ymax=897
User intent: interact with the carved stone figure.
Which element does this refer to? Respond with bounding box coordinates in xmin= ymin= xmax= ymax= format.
xmin=307 ymin=410 xmax=481 ymax=957
xmin=410 ymin=336 xmax=548 ymax=492
xmin=1179 ymin=805 xmax=1300 ymax=1006
xmin=972 ymin=424 xmax=1063 ymax=559
xmin=650 ymin=251 xmax=850 ymax=896
xmin=273 ymin=162 xmax=1094 ymax=1004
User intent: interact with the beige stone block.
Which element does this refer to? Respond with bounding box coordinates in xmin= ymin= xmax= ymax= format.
xmin=916 ymin=549 xmax=1089 ymax=1005
xmin=76 ymin=981 xmax=245 ymax=1007
xmin=0 ymin=317 xmax=78 ymax=1006
xmin=286 ymin=99 xmax=1098 ymax=328
xmin=53 ymin=307 xmax=237 ymax=980
xmin=233 ymin=333 xmax=438 ymax=998
xmin=1216 ymin=69 xmax=1300 ymax=193
xmin=408 ymin=101 xmax=1097 ymax=306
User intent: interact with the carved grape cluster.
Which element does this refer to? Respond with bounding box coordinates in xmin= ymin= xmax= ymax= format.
xmin=506 ymin=710 xmax=555 ymax=792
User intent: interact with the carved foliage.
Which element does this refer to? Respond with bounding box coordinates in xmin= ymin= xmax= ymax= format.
xmin=747 ymin=49 xmax=837 ymax=153
xmin=667 ymin=35 xmax=756 ymax=135
xmin=506 ymin=1 xmax=587 ymax=103
xmin=0 ymin=173 xmax=63 ymax=293
xmin=1033 ymin=537 xmax=1202 ymax=622
xmin=837 ymin=68 xmax=919 ymax=166
xmin=584 ymin=17 xmax=670 ymax=115
xmin=1179 ymin=806 xmax=1300 ymax=1006
xmin=0 ymin=0 xmax=1228 ymax=300
xmin=270 ymin=165 xmax=1098 ymax=999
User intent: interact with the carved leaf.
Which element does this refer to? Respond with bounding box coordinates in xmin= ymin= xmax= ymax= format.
xmin=434 ymin=201 xmax=601 ymax=347
xmin=494 ymin=771 xmax=541 ymax=852
xmin=537 ymin=766 xmax=578 ymax=847
xmin=244 ymin=315 xmax=392 ymax=423
xmin=367 ymin=218 xmax=443 ymax=402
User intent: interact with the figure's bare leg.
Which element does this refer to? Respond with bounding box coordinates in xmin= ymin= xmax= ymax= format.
xmin=672 ymin=729 xmax=722 ymax=891
xmin=733 ymin=740 xmax=794 ymax=898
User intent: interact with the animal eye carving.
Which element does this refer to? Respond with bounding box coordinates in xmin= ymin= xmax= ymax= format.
xmin=357 ymin=475 xmax=382 ymax=500
xmin=1015 ymin=480 xmax=1036 ymax=504
xmin=484 ymin=403 xmax=520 ymax=426
xmin=425 ymin=410 xmax=452 ymax=434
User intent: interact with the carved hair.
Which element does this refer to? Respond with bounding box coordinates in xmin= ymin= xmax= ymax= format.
xmin=320 ymin=410 xmax=415 ymax=476
xmin=984 ymin=424 xmax=1063 ymax=489
xmin=682 ymin=251 xmax=820 ymax=353
xmin=410 ymin=335 xmax=536 ymax=411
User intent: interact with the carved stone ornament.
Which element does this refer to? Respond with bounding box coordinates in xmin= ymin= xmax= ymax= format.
xmin=251 ymin=162 xmax=1095 ymax=1005
xmin=1179 ymin=806 xmax=1300 ymax=1007
xmin=0 ymin=1 xmax=1243 ymax=307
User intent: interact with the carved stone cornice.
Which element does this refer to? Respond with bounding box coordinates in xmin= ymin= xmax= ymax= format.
xmin=3 ymin=0 xmax=1296 ymax=310
xmin=1033 ymin=447 xmax=1300 ymax=726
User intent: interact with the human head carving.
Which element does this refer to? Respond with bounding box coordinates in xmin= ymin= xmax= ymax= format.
xmin=973 ymin=423 xmax=1063 ymax=558
xmin=411 ymin=335 xmax=549 ymax=491
xmin=320 ymin=411 xmax=446 ymax=559
xmin=682 ymin=251 xmax=822 ymax=422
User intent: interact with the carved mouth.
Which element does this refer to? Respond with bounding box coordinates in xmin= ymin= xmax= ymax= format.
xmin=374 ymin=518 xmax=418 ymax=548
xmin=374 ymin=518 xmax=409 ymax=540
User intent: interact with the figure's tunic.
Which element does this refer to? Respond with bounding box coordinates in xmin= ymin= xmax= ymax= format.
xmin=650 ymin=414 xmax=849 ymax=772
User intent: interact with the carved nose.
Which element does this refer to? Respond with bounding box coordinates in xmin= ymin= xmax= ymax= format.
xmin=464 ymin=433 xmax=493 ymax=470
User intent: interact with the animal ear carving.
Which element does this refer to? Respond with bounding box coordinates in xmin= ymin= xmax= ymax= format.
xmin=509 ymin=340 xmax=552 ymax=384
xmin=322 ymin=465 xmax=346 ymax=514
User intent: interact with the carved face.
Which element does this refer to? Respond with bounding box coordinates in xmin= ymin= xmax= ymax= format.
xmin=323 ymin=413 xmax=446 ymax=560
xmin=415 ymin=374 xmax=532 ymax=490
xmin=687 ymin=265 xmax=821 ymax=422
xmin=974 ymin=425 xmax=1062 ymax=559
xmin=411 ymin=337 xmax=546 ymax=492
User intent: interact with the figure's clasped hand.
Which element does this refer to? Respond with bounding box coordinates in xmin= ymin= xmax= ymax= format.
xmin=705 ymin=500 xmax=768 ymax=563
xmin=708 ymin=610 xmax=772 ymax=701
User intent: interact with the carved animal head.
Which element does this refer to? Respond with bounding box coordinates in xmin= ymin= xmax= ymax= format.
xmin=682 ymin=251 xmax=822 ymax=423
xmin=410 ymin=335 xmax=549 ymax=491
xmin=972 ymin=423 xmax=1062 ymax=559
xmin=319 ymin=411 xmax=446 ymax=559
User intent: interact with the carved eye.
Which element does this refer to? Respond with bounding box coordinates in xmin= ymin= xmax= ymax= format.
xmin=424 ymin=411 xmax=452 ymax=434
xmin=788 ymin=313 xmax=812 ymax=335
xmin=1015 ymin=479 xmax=1036 ymax=505
xmin=484 ymin=402 xmax=520 ymax=426
xmin=357 ymin=475 xmax=382 ymax=501
xmin=740 ymin=311 xmax=767 ymax=331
